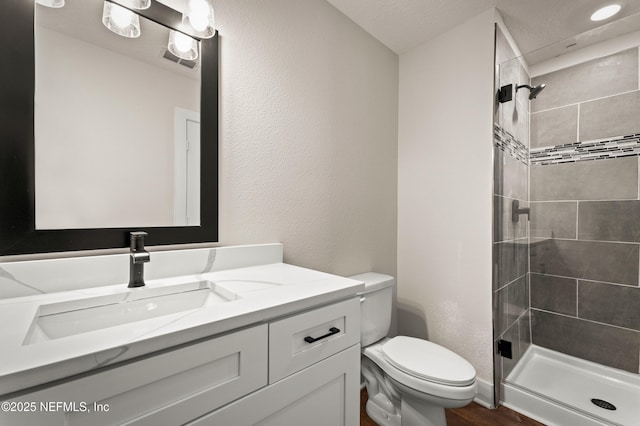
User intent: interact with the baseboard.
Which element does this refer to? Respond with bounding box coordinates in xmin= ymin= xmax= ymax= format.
xmin=473 ymin=378 xmax=494 ymax=408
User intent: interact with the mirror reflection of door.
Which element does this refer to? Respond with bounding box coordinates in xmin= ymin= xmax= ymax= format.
xmin=174 ymin=108 xmax=200 ymax=226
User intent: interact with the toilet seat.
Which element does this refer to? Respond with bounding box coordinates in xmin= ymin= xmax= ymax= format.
xmin=381 ymin=336 xmax=476 ymax=386
xmin=363 ymin=337 xmax=477 ymax=402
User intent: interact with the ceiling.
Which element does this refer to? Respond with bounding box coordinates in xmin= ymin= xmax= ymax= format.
xmin=325 ymin=0 xmax=640 ymax=57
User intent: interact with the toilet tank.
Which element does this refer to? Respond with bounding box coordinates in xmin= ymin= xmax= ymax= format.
xmin=349 ymin=272 xmax=394 ymax=347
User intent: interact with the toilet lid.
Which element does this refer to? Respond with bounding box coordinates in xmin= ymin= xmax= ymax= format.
xmin=381 ymin=336 xmax=476 ymax=386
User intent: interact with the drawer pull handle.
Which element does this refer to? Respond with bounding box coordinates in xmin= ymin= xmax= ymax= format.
xmin=304 ymin=327 xmax=340 ymax=343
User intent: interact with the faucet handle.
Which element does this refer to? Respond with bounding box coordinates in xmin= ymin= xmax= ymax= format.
xmin=130 ymin=231 xmax=148 ymax=250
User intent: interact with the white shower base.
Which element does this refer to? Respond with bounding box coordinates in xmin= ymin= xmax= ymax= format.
xmin=502 ymin=345 xmax=640 ymax=426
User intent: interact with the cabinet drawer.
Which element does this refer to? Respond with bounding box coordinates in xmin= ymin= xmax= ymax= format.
xmin=1 ymin=325 xmax=268 ymax=426
xmin=268 ymin=297 xmax=360 ymax=383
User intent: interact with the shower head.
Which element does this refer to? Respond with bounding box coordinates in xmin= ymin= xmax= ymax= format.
xmin=517 ymin=83 xmax=546 ymax=100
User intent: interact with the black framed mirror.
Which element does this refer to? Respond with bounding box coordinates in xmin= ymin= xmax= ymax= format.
xmin=0 ymin=0 xmax=218 ymax=255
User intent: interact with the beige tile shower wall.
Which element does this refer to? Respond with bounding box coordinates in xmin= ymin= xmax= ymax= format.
xmin=529 ymin=47 xmax=640 ymax=373
xmin=493 ymin=25 xmax=531 ymax=385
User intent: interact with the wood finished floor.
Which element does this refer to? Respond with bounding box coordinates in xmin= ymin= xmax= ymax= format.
xmin=360 ymin=389 xmax=545 ymax=426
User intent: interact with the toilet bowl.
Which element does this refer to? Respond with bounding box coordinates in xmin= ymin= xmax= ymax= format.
xmin=350 ymin=272 xmax=477 ymax=426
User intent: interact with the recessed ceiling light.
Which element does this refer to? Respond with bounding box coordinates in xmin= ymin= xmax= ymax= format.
xmin=590 ymin=4 xmax=622 ymax=21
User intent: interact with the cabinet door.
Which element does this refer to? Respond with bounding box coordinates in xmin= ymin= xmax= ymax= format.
xmin=188 ymin=344 xmax=360 ymax=426
xmin=0 ymin=325 xmax=267 ymax=426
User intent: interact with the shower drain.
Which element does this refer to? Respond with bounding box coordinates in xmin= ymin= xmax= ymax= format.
xmin=591 ymin=399 xmax=616 ymax=411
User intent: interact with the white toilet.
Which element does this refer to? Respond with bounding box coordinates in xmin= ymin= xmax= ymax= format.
xmin=351 ymin=272 xmax=477 ymax=426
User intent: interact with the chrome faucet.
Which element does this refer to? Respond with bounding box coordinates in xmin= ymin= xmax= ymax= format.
xmin=128 ymin=232 xmax=150 ymax=288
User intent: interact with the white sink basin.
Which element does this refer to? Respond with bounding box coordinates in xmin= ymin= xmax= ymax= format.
xmin=23 ymin=281 xmax=235 ymax=345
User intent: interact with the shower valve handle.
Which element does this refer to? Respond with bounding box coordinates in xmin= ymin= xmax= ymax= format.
xmin=512 ymin=199 xmax=530 ymax=223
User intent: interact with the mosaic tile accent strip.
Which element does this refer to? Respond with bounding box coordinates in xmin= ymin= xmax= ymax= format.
xmin=494 ymin=124 xmax=528 ymax=165
xmin=530 ymin=133 xmax=640 ymax=165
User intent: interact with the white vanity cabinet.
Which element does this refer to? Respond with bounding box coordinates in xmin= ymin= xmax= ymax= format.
xmin=190 ymin=297 xmax=361 ymax=426
xmin=1 ymin=297 xmax=361 ymax=426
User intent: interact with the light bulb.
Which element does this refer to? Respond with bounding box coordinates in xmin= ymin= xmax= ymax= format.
xmin=168 ymin=30 xmax=198 ymax=60
xmin=188 ymin=0 xmax=211 ymax=15
xmin=590 ymin=4 xmax=621 ymax=21
xmin=36 ymin=0 xmax=65 ymax=8
xmin=102 ymin=1 xmax=141 ymax=38
xmin=189 ymin=13 xmax=209 ymax=32
xmin=173 ymin=32 xmax=193 ymax=53
xmin=118 ymin=0 xmax=150 ymax=10
xmin=111 ymin=4 xmax=134 ymax=28
xmin=183 ymin=0 xmax=215 ymax=38
xmin=188 ymin=0 xmax=210 ymax=31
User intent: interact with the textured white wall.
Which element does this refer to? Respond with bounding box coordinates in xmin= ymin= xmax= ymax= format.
xmin=212 ymin=0 xmax=399 ymax=277
xmin=397 ymin=9 xmax=495 ymax=382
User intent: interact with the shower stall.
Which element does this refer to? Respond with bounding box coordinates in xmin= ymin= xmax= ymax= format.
xmin=493 ymin=15 xmax=640 ymax=426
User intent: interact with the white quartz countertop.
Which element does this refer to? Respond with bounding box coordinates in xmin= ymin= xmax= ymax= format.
xmin=0 ymin=262 xmax=364 ymax=396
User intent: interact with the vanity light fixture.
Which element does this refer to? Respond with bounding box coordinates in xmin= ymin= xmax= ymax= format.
xmin=35 ymin=0 xmax=65 ymax=8
xmin=102 ymin=1 xmax=141 ymax=38
xmin=168 ymin=30 xmax=199 ymax=60
xmin=590 ymin=4 xmax=621 ymax=21
xmin=116 ymin=0 xmax=151 ymax=10
xmin=183 ymin=0 xmax=215 ymax=39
